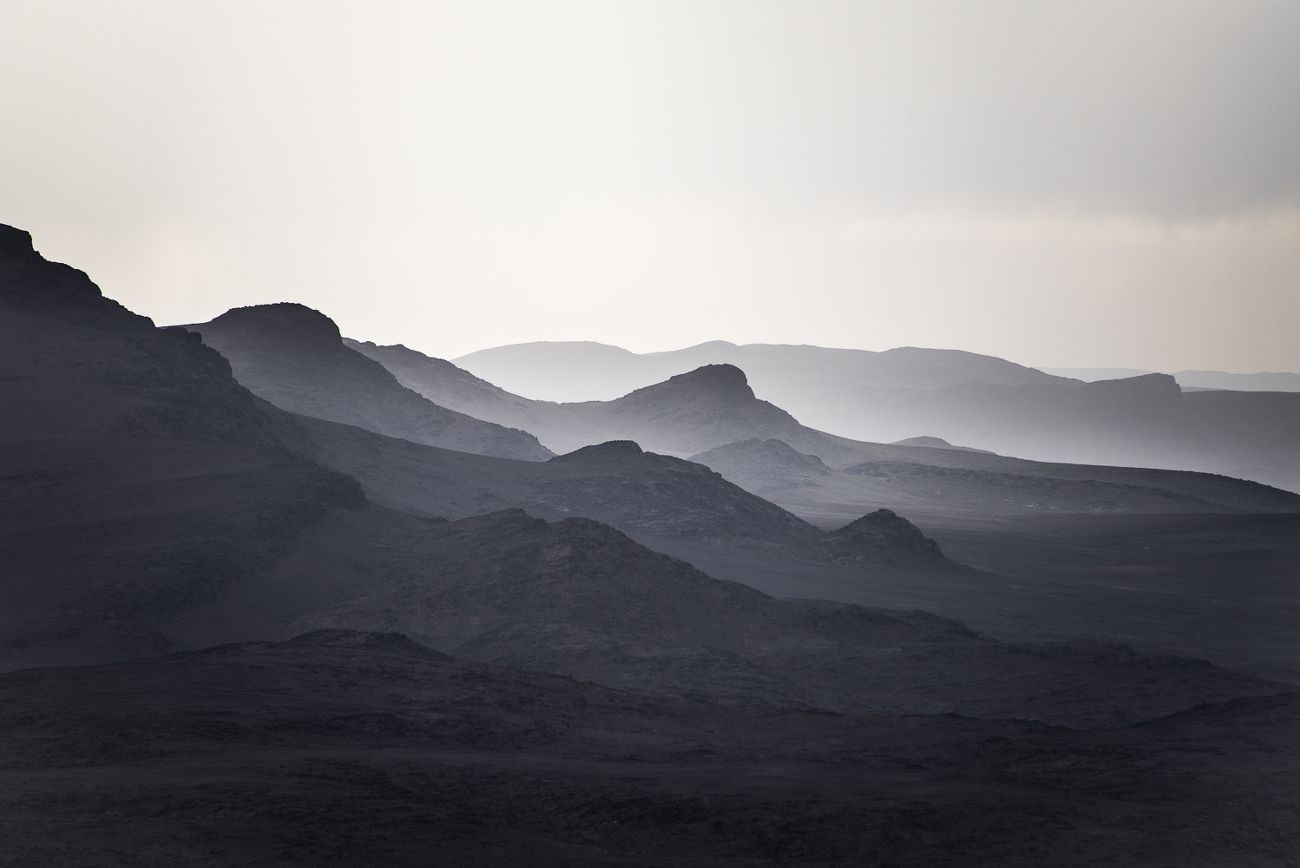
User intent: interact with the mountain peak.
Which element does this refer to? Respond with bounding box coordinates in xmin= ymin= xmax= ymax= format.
xmin=823 ymin=509 xmax=949 ymax=566
xmin=207 ymin=303 xmax=342 ymax=345
xmin=662 ymin=364 xmax=753 ymax=396
xmin=0 ymin=224 xmax=39 ymax=262
xmin=549 ymin=440 xmax=646 ymax=467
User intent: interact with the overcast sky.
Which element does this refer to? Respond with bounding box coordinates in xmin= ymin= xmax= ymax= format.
xmin=2 ymin=0 xmax=1298 ymax=371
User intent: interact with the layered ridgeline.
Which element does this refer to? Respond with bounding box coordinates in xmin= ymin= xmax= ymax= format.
xmin=453 ymin=339 xmax=1067 ymax=402
xmin=0 ymin=223 xmax=956 ymax=673
xmin=190 ymin=305 xmax=551 ymax=460
xmin=0 ymin=221 xmax=1281 ymax=731
xmin=349 ymin=340 xmax=1300 ymax=523
xmin=299 ymin=423 xmax=962 ymax=570
xmin=452 ymin=340 xmax=1300 ymax=492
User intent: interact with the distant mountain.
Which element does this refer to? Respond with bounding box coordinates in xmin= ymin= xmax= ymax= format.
xmin=891 ymin=436 xmax=995 ymax=454
xmin=455 ymin=339 xmax=1071 ymax=403
xmin=346 ymin=338 xmax=604 ymax=450
xmin=691 ymin=437 xmax=1300 ymax=526
xmin=451 ymin=340 xmax=1300 ymax=491
xmin=1176 ymin=370 xmax=1300 ymax=392
xmin=190 ymin=305 xmax=551 ymax=460
xmin=1045 ymin=366 xmax=1300 ymax=392
xmin=352 ymin=343 xmax=848 ymax=456
xmin=355 ymin=340 xmax=1300 ymax=513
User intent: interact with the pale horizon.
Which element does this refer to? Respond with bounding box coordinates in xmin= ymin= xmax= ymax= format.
xmin=4 ymin=0 xmax=1298 ymax=371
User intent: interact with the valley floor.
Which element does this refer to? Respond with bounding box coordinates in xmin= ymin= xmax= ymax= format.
xmin=2 ymin=634 xmax=1296 ymax=867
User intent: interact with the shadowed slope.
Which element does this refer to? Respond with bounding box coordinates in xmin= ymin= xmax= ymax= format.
xmin=0 ymin=227 xmax=366 ymax=667
xmin=298 ymin=418 xmax=966 ymax=569
xmin=191 ymin=305 xmax=551 ymax=460
xmin=295 ymin=510 xmax=1275 ymax=727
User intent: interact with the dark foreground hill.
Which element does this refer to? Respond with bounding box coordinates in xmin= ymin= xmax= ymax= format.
xmin=190 ymin=304 xmax=551 ymax=460
xmin=0 ymin=225 xmax=365 ymax=666
xmin=4 ymin=630 xmax=1296 ymax=867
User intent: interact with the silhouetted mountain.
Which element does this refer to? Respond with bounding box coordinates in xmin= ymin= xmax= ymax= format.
xmin=298 ymin=418 xmax=967 ymax=571
xmin=452 ymin=339 xmax=1300 ymax=491
xmin=1045 ymin=365 xmax=1300 ymax=392
xmin=558 ymin=364 xmax=817 ymax=456
xmin=1176 ymin=370 xmax=1300 ymax=392
xmin=0 ymin=224 xmax=967 ymax=678
xmin=892 ymin=436 xmax=995 ymax=454
xmin=821 ymin=509 xmax=947 ymax=566
xmin=347 ymin=337 xmax=605 ymax=450
xmin=351 ymin=342 xmax=1300 ymax=519
xmin=7 ymin=226 xmax=1299 ymax=866
xmin=0 ymin=227 xmax=365 ymax=667
xmin=455 ymin=339 xmax=1069 ymax=402
xmin=190 ymin=304 xmax=551 ymax=460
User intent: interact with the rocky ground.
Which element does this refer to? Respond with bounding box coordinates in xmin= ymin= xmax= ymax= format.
xmin=2 ymin=631 xmax=1297 ymax=867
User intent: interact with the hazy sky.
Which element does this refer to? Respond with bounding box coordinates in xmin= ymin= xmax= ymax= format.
xmin=3 ymin=0 xmax=1298 ymax=371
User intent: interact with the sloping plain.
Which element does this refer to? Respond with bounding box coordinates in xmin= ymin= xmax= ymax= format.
xmin=3 ymin=631 xmax=1297 ymax=868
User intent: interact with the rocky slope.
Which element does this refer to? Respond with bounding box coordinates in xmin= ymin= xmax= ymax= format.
xmin=190 ymin=304 xmax=551 ymax=460
xmin=0 ymin=226 xmax=364 ymax=667
xmin=299 ymin=418 xmax=965 ymax=569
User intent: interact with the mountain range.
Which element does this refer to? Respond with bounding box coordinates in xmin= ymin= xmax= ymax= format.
xmin=5 ymin=221 xmax=1299 ymax=865
xmin=453 ymin=340 xmax=1300 ymax=491
xmin=1044 ymin=366 xmax=1300 ymax=392
xmin=346 ymin=337 xmax=1300 ymax=524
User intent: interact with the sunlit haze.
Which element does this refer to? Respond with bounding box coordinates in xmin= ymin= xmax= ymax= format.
xmin=3 ymin=0 xmax=1298 ymax=370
